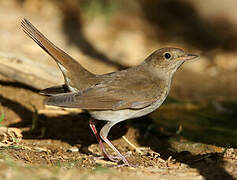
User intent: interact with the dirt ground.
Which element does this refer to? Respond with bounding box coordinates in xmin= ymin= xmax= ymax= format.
xmin=0 ymin=1 xmax=236 ymax=180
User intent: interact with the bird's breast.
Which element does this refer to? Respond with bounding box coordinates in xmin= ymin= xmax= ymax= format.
xmin=89 ymin=87 xmax=169 ymax=122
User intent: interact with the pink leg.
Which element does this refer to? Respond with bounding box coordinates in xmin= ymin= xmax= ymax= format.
xmin=100 ymin=121 xmax=131 ymax=166
xmin=89 ymin=119 xmax=119 ymax=162
xmin=100 ymin=134 xmax=130 ymax=166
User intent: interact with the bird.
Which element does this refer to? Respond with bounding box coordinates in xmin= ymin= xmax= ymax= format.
xmin=21 ymin=19 xmax=198 ymax=166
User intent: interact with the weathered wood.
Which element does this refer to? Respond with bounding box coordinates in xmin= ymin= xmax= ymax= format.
xmin=0 ymin=52 xmax=63 ymax=89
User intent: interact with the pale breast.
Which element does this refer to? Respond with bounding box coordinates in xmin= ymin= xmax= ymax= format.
xmin=89 ymin=87 xmax=169 ymax=122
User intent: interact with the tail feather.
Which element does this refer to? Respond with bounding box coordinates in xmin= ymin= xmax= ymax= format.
xmin=21 ymin=19 xmax=96 ymax=91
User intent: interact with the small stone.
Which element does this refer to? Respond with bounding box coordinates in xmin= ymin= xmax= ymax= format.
xmin=34 ymin=147 xmax=48 ymax=152
xmin=67 ymin=146 xmax=79 ymax=152
xmin=224 ymin=148 xmax=236 ymax=159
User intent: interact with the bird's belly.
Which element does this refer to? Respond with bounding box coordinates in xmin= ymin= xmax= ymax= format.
xmin=89 ymin=95 xmax=167 ymax=122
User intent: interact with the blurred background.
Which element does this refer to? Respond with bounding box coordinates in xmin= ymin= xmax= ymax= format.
xmin=1 ymin=0 xmax=237 ymax=97
xmin=0 ymin=0 xmax=236 ymax=178
xmin=0 ymin=0 xmax=236 ymax=151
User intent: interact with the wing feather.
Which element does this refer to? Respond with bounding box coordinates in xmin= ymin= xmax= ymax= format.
xmin=45 ymin=81 xmax=164 ymax=110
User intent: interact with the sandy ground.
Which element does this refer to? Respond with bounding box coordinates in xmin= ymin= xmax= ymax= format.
xmin=0 ymin=1 xmax=236 ymax=179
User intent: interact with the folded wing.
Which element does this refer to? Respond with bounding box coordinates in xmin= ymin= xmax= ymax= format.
xmin=45 ymin=81 xmax=164 ymax=110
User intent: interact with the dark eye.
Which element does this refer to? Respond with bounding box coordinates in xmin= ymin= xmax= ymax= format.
xmin=164 ymin=52 xmax=172 ymax=60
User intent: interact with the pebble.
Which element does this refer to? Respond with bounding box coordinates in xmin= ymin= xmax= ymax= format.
xmin=67 ymin=146 xmax=79 ymax=152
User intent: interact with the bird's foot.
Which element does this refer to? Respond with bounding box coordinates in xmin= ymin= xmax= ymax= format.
xmin=105 ymin=152 xmax=131 ymax=161
xmin=96 ymin=153 xmax=135 ymax=167
xmin=91 ymin=154 xmax=135 ymax=167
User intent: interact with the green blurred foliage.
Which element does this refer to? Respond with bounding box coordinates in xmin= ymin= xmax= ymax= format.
xmin=80 ymin=0 xmax=121 ymax=20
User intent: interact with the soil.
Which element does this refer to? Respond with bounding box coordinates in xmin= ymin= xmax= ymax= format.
xmin=0 ymin=1 xmax=236 ymax=179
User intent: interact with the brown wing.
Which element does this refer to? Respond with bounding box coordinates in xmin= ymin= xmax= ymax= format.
xmin=44 ymin=80 xmax=165 ymax=110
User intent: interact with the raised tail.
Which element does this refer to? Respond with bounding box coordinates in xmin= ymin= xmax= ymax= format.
xmin=21 ymin=19 xmax=96 ymax=91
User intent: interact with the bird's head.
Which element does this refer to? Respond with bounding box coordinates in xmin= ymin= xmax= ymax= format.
xmin=146 ymin=47 xmax=198 ymax=74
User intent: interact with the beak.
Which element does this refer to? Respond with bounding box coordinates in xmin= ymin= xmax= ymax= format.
xmin=177 ymin=54 xmax=199 ymax=61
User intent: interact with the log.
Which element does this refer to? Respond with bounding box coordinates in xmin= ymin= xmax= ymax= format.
xmin=0 ymin=52 xmax=63 ymax=89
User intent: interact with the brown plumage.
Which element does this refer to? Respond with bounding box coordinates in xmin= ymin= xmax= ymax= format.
xmin=21 ymin=19 xmax=198 ymax=166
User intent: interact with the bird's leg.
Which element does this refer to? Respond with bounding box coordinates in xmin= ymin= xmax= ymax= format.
xmin=89 ymin=118 xmax=119 ymax=162
xmin=100 ymin=121 xmax=130 ymax=166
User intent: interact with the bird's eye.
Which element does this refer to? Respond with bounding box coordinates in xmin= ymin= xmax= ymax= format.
xmin=163 ymin=52 xmax=172 ymax=60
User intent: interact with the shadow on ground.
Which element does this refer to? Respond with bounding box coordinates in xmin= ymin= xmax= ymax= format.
xmin=1 ymin=91 xmax=127 ymax=153
xmin=133 ymin=115 xmax=236 ymax=180
xmin=3 ymin=86 xmax=236 ymax=179
xmin=1 ymin=68 xmax=236 ymax=180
